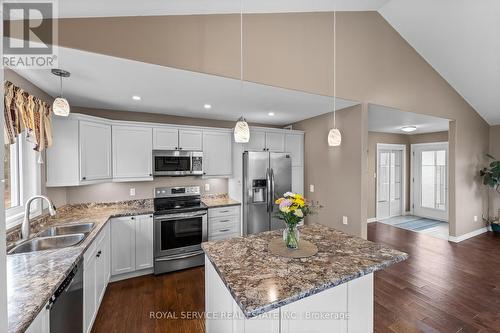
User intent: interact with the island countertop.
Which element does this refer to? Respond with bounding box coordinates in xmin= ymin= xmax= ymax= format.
xmin=202 ymin=223 xmax=409 ymax=318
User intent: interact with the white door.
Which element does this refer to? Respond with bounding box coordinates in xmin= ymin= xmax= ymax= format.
xmin=412 ymin=143 xmax=448 ymax=221
xmin=203 ymin=130 xmax=232 ymax=176
xmin=179 ymin=129 xmax=203 ymax=150
xmin=112 ymin=125 xmax=153 ymax=179
xmin=135 ymin=215 xmax=154 ymax=270
xmin=111 ymin=217 xmax=136 ymax=275
xmin=265 ymin=132 xmax=285 ymax=152
xmin=377 ymin=144 xmax=405 ymax=219
xmin=79 ymin=121 xmax=112 ymax=182
xmin=153 ymin=127 xmax=178 ymax=150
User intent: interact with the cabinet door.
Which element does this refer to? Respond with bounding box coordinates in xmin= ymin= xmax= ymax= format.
xmin=135 ymin=215 xmax=154 ymax=270
xmin=95 ymin=225 xmax=109 ymax=306
xmin=79 ymin=121 xmax=112 ymax=181
xmin=25 ymin=303 xmax=50 ymax=333
xmin=84 ymin=248 xmax=97 ymax=333
xmin=113 ymin=125 xmax=153 ymax=179
xmin=111 ymin=217 xmax=136 ymax=275
xmin=285 ymin=133 xmax=304 ymax=167
xmin=265 ymin=132 xmax=285 ymax=152
xmin=203 ymin=131 xmax=232 ymax=176
xmin=153 ymin=127 xmax=178 ymax=150
xmin=292 ymin=166 xmax=304 ymax=196
xmin=245 ymin=130 xmax=266 ymax=151
xmin=179 ymin=129 xmax=203 ymax=150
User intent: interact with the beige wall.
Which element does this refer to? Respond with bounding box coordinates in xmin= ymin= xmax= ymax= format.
xmin=366 ymin=131 xmax=449 ymax=219
xmin=489 ymin=125 xmax=500 ymax=217
xmin=293 ymin=104 xmax=368 ymax=238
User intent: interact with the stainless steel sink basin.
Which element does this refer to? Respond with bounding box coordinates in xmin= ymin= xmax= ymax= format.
xmin=37 ymin=223 xmax=95 ymax=237
xmin=8 ymin=234 xmax=86 ymax=255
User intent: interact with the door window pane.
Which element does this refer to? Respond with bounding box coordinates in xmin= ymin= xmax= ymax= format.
xmin=420 ymin=150 xmax=446 ymax=211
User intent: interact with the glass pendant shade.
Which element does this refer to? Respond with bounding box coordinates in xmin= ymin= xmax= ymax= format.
xmin=328 ymin=128 xmax=342 ymax=146
xmin=234 ymin=117 xmax=250 ymax=143
xmin=52 ymin=97 xmax=70 ymax=116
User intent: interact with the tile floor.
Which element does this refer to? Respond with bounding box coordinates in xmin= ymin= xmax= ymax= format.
xmin=378 ymin=215 xmax=449 ymax=240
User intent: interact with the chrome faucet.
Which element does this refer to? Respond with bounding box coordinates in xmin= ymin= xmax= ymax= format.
xmin=21 ymin=195 xmax=57 ymax=240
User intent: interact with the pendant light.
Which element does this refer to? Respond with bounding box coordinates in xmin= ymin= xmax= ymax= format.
xmin=233 ymin=0 xmax=250 ymax=143
xmin=328 ymin=10 xmax=341 ymax=147
xmin=51 ymin=69 xmax=71 ymax=116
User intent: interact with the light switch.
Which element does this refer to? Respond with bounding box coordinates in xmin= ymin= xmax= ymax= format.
xmin=129 ymin=188 xmax=136 ymax=196
xmin=343 ymin=216 xmax=348 ymax=225
xmin=474 ymin=215 xmax=478 ymax=222
xmin=309 ymin=184 xmax=315 ymax=193
xmin=205 ymin=183 xmax=210 ymax=192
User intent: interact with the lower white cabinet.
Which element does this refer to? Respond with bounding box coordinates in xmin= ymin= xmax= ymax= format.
xmin=208 ymin=206 xmax=241 ymax=241
xmin=25 ymin=303 xmax=50 ymax=333
xmin=84 ymin=223 xmax=110 ymax=333
xmin=111 ymin=214 xmax=154 ymax=277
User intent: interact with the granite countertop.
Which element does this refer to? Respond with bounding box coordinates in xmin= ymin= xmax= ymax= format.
xmin=7 ymin=200 xmax=154 ymax=333
xmin=202 ymin=194 xmax=241 ymax=208
xmin=202 ymin=223 xmax=409 ymax=318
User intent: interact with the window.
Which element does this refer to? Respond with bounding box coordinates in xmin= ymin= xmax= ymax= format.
xmin=4 ymin=133 xmax=41 ymax=229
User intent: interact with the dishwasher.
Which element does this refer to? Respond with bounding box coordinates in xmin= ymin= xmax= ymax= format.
xmin=48 ymin=258 xmax=83 ymax=333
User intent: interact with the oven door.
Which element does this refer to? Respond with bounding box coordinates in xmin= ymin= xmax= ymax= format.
xmin=153 ymin=151 xmax=192 ymax=176
xmin=154 ymin=210 xmax=208 ymax=258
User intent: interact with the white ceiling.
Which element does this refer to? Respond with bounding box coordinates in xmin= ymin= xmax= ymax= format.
xmin=368 ymin=104 xmax=450 ymax=134
xmin=55 ymin=0 xmax=391 ymax=18
xmin=13 ymin=46 xmax=358 ymax=125
xmin=379 ymin=0 xmax=500 ymax=125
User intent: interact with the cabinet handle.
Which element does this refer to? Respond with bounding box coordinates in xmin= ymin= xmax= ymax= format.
xmin=149 ymin=173 xmax=152 ymax=176
xmin=131 ymin=217 xmax=135 ymax=220
xmin=218 ymin=228 xmax=230 ymax=232
xmin=175 ymin=147 xmax=178 ymax=150
xmin=179 ymin=147 xmax=183 ymax=150
xmin=263 ymin=148 xmax=266 ymax=151
xmin=219 ymin=220 xmax=230 ymax=223
xmin=219 ymin=210 xmax=229 ymax=213
xmin=96 ymin=250 xmax=102 ymax=258
xmin=150 ymin=215 xmax=153 ymax=218
xmin=82 ymin=177 xmax=86 ymax=180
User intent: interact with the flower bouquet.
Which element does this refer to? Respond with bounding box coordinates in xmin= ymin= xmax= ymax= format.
xmin=275 ymin=192 xmax=315 ymax=249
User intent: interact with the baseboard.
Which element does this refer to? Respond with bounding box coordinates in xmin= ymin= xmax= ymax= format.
xmin=110 ymin=268 xmax=153 ymax=282
xmin=448 ymin=227 xmax=488 ymax=243
xmin=367 ymin=218 xmax=378 ymax=223
xmin=402 ymin=211 xmax=412 ymax=216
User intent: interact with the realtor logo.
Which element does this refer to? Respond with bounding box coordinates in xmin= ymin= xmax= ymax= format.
xmin=3 ymin=0 xmax=58 ymax=68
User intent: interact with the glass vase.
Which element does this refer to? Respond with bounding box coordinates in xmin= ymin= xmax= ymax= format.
xmin=283 ymin=224 xmax=300 ymax=249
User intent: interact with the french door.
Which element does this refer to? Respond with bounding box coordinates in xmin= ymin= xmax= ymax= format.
xmin=412 ymin=143 xmax=448 ymax=221
xmin=377 ymin=144 xmax=405 ymax=219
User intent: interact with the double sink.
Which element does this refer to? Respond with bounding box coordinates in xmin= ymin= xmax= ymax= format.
xmin=9 ymin=222 xmax=95 ymax=255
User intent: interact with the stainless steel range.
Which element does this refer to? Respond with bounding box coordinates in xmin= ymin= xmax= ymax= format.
xmin=153 ymin=186 xmax=207 ymax=275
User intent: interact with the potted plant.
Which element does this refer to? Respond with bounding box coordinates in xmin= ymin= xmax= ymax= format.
xmin=275 ymin=192 xmax=317 ymax=249
xmin=480 ymin=154 xmax=500 ymax=233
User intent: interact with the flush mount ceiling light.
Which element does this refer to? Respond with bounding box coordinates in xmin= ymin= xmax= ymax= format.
xmin=401 ymin=126 xmax=417 ymax=133
xmin=233 ymin=0 xmax=250 ymax=144
xmin=204 ymin=104 xmax=212 ymax=109
xmin=268 ymin=112 xmax=275 ymax=116
xmin=51 ymin=69 xmax=71 ymax=117
xmin=132 ymin=95 xmax=141 ymax=101
xmin=327 ymin=10 xmax=341 ymax=147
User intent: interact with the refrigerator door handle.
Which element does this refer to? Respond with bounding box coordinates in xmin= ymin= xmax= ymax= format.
xmin=270 ymin=168 xmax=275 ymax=212
xmin=266 ymin=168 xmax=271 ymax=213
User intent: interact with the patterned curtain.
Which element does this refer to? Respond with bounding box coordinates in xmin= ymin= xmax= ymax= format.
xmin=4 ymin=81 xmax=53 ymax=152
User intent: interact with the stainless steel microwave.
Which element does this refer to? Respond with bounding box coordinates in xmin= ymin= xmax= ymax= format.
xmin=153 ymin=150 xmax=203 ymax=176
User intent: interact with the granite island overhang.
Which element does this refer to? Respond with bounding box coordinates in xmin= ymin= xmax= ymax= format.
xmin=202 ymin=223 xmax=409 ymax=333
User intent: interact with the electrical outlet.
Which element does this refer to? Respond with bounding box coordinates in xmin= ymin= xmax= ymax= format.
xmin=129 ymin=188 xmax=136 ymax=196
xmin=205 ymin=183 xmax=210 ymax=192
xmin=474 ymin=215 xmax=478 ymax=222
xmin=309 ymin=184 xmax=315 ymax=193
xmin=343 ymin=216 xmax=348 ymax=225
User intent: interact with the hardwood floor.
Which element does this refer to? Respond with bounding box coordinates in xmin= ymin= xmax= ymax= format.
xmin=92 ymin=223 xmax=500 ymax=333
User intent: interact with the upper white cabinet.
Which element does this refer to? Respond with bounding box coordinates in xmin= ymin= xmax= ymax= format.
xmin=80 ymin=121 xmax=112 ymax=182
xmin=244 ymin=130 xmax=285 ymax=152
xmin=112 ymin=125 xmax=153 ymax=181
xmin=265 ymin=132 xmax=285 ymax=152
xmin=153 ymin=127 xmax=178 ymax=150
xmin=179 ymin=129 xmax=203 ymax=150
xmin=153 ymin=127 xmax=202 ymax=151
xmin=46 ymin=117 xmax=112 ymax=187
xmin=203 ymin=130 xmax=232 ymax=176
xmin=285 ymin=133 xmax=304 ymax=167
xmin=245 ymin=130 xmax=266 ymax=151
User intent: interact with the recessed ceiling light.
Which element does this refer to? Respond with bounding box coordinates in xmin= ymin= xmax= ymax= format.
xmin=268 ymin=112 xmax=275 ymax=116
xmin=401 ymin=126 xmax=417 ymax=133
xmin=204 ymin=104 xmax=212 ymax=109
xmin=132 ymin=95 xmax=141 ymax=101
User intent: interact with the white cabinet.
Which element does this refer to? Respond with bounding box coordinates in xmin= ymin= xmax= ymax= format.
xmin=79 ymin=121 xmax=112 ymax=182
xmin=265 ymin=132 xmax=285 ymax=152
xmin=245 ymin=130 xmax=266 ymax=151
xmin=285 ymin=133 xmax=304 ymax=167
xmin=203 ymin=130 xmax=232 ymax=176
xmin=208 ymin=206 xmax=241 ymax=241
xmin=292 ymin=166 xmax=304 ymax=196
xmin=111 ymin=214 xmax=153 ymax=277
xmin=112 ymin=125 xmax=153 ymax=181
xmin=84 ymin=223 xmax=110 ymax=333
xmin=179 ymin=129 xmax=203 ymax=150
xmin=25 ymin=303 xmax=50 ymax=333
xmin=111 ymin=216 xmax=136 ymax=275
xmin=153 ymin=127 xmax=178 ymax=150
xmin=135 ymin=214 xmax=154 ymax=270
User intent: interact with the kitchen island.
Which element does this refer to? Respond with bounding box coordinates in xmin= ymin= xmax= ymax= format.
xmin=202 ymin=223 xmax=408 ymax=333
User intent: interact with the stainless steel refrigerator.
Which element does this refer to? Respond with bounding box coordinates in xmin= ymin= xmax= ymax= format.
xmin=243 ymin=151 xmax=292 ymax=234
